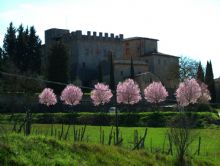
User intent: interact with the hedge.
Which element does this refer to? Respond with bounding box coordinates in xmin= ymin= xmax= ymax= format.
xmin=0 ymin=111 xmax=219 ymax=128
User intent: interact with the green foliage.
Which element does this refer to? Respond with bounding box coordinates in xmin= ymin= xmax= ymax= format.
xmin=27 ymin=26 xmax=42 ymax=74
xmin=98 ymin=63 xmax=103 ymax=82
xmin=3 ymin=22 xmax=16 ymax=63
xmin=47 ymin=41 xmax=69 ymax=94
xmin=109 ymin=54 xmax=115 ymax=91
xmin=197 ymin=62 xmax=205 ymax=83
xmin=205 ymin=61 xmax=216 ymax=103
xmin=1 ymin=111 xmax=219 ymax=128
xmin=143 ymin=112 xmax=166 ymax=127
xmin=130 ymin=56 xmax=134 ymax=79
xmin=0 ymin=133 xmax=216 ymax=166
xmin=3 ymin=23 xmax=42 ymax=73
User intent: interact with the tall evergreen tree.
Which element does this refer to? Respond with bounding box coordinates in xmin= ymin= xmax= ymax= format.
xmin=98 ymin=63 xmax=103 ymax=82
xmin=196 ymin=62 xmax=204 ymax=83
xmin=3 ymin=22 xmax=16 ymax=62
xmin=16 ymin=24 xmax=29 ymax=71
xmin=130 ymin=56 xmax=134 ymax=79
xmin=47 ymin=41 xmax=69 ymax=94
xmin=0 ymin=47 xmax=3 ymax=72
xmin=205 ymin=61 xmax=216 ymax=103
xmin=109 ymin=53 xmax=115 ymax=91
xmin=28 ymin=26 xmax=42 ymax=73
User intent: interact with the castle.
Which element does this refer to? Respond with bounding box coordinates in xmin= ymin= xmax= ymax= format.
xmin=42 ymin=28 xmax=179 ymax=92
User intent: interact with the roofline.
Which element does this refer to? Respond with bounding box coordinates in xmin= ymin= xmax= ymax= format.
xmin=143 ymin=52 xmax=179 ymax=58
xmin=123 ymin=37 xmax=159 ymax=41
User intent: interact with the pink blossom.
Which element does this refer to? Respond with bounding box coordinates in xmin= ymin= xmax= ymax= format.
xmin=60 ymin=84 xmax=83 ymax=105
xmin=198 ymin=83 xmax=211 ymax=103
xmin=39 ymin=88 xmax=57 ymax=106
xmin=116 ymin=79 xmax=141 ymax=105
xmin=91 ymin=83 xmax=113 ymax=106
xmin=176 ymin=78 xmax=201 ymax=107
xmin=144 ymin=82 xmax=168 ymax=104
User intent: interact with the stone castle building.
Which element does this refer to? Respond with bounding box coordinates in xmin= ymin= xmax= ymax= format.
xmin=42 ymin=28 xmax=179 ymax=92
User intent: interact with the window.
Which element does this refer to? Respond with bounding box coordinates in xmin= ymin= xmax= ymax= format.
xmin=120 ymin=71 xmax=124 ymax=76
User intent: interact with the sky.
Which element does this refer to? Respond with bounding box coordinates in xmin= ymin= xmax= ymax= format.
xmin=0 ymin=0 xmax=220 ymax=78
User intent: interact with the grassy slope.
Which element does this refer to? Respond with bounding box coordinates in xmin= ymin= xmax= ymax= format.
xmin=1 ymin=124 xmax=220 ymax=164
xmin=0 ymin=134 xmax=216 ymax=166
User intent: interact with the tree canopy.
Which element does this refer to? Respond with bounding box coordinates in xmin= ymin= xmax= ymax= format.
xmin=47 ymin=41 xmax=69 ymax=94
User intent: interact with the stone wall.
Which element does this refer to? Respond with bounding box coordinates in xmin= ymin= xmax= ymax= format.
xmin=123 ymin=38 xmax=158 ymax=59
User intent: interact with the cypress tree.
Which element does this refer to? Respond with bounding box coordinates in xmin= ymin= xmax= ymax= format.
xmin=205 ymin=61 xmax=216 ymax=103
xmin=196 ymin=62 xmax=204 ymax=83
xmin=98 ymin=63 xmax=103 ymax=82
xmin=28 ymin=26 xmax=42 ymax=73
xmin=16 ymin=24 xmax=29 ymax=71
xmin=109 ymin=53 xmax=115 ymax=91
xmin=3 ymin=22 xmax=16 ymax=62
xmin=47 ymin=41 xmax=69 ymax=94
xmin=0 ymin=47 xmax=3 ymax=72
xmin=130 ymin=56 xmax=135 ymax=79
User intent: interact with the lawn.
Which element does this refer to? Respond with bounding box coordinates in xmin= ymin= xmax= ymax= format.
xmin=1 ymin=124 xmax=220 ymax=164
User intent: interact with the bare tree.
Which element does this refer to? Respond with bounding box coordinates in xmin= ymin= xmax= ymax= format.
xmin=168 ymin=113 xmax=197 ymax=166
xmin=179 ymin=56 xmax=199 ymax=81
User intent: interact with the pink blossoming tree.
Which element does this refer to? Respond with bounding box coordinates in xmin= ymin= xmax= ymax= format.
xmin=176 ymin=78 xmax=201 ymax=107
xmin=91 ymin=83 xmax=113 ymax=106
xmin=116 ymin=79 xmax=141 ymax=105
xmin=39 ymin=88 xmax=57 ymax=106
xmin=60 ymin=84 xmax=83 ymax=105
xmin=144 ymin=82 xmax=168 ymax=104
xmin=198 ymin=82 xmax=211 ymax=103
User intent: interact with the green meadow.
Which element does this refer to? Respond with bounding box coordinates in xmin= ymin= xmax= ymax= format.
xmin=1 ymin=124 xmax=220 ymax=165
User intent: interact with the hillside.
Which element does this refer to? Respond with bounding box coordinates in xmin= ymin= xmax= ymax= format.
xmin=0 ymin=134 xmax=215 ymax=166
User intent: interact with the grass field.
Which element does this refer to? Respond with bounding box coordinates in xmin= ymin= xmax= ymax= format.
xmin=1 ymin=133 xmax=216 ymax=166
xmin=1 ymin=124 xmax=220 ymax=164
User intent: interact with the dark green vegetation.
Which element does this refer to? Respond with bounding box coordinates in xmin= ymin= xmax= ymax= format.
xmin=0 ymin=111 xmax=219 ymax=128
xmin=130 ymin=56 xmax=134 ymax=79
xmin=0 ymin=132 xmax=217 ymax=166
xmin=3 ymin=22 xmax=41 ymax=73
xmin=109 ymin=53 xmax=115 ymax=91
xmin=0 ymin=22 xmax=43 ymax=94
xmin=196 ymin=62 xmax=205 ymax=83
xmin=47 ymin=41 xmax=69 ymax=94
xmin=205 ymin=61 xmax=216 ymax=103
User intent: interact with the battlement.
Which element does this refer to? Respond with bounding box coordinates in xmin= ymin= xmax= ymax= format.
xmin=69 ymin=30 xmax=124 ymax=41
xmin=45 ymin=28 xmax=124 ymax=43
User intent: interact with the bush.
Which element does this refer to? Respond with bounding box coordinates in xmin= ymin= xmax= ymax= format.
xmin=141 ymin=112 xmax=167 ymax=127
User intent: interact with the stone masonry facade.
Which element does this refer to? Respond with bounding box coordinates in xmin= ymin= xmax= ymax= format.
xmin=42 ymin=28 xmax=179 ymax=90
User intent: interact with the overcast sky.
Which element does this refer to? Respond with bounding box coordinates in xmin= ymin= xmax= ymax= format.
xmin=0 ymin=0 xmax=220 ymax=78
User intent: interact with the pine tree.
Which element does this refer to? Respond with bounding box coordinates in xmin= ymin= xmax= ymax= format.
xmin=47 ymin=41 xmax=69 ymax=94
xmin=109 ymin=53 xmax=115 ymax=91
xmin=205 ymin=61 xmax=216 ymax=103
xmin=130 ymin=56 xmax=134 ymax=79
xmin=3 ymin=22 xmax=16 ymax=62
xmin=196 ymin=62 xmax=204 ymax=83
xmin=28 ymin=26 xmax=42 ymax=73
